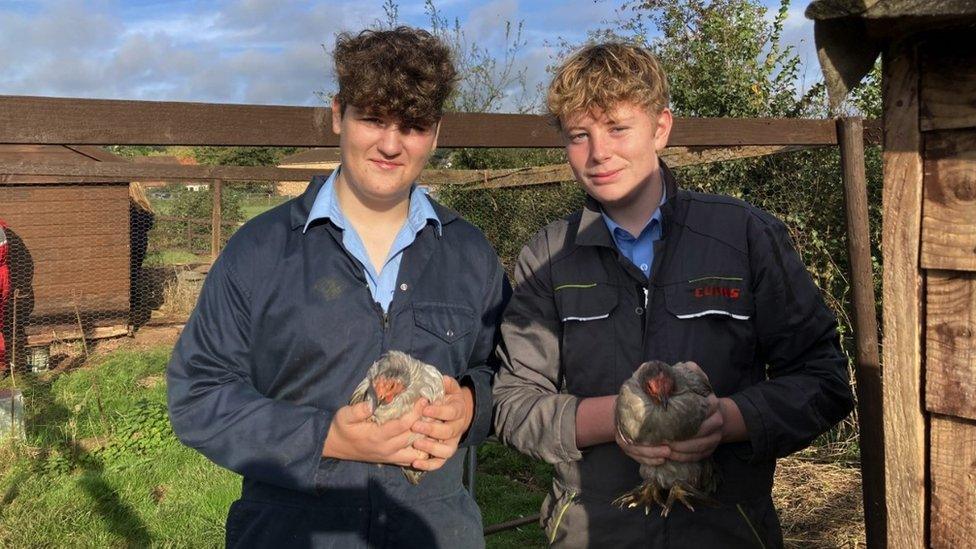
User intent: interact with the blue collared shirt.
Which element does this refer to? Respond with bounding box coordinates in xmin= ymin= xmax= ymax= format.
xmin=601 ymin=185 xmax=667 ymax=279
xmin=303 ymin=168 xmax=441 ymax=312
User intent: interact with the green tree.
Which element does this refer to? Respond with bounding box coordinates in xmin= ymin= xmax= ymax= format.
xmin=192 ymin=146 xmax=297 ymax=195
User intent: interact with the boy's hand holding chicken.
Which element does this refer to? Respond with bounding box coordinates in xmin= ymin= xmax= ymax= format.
xmin=323 ymin=351 xmax=474 ymax=485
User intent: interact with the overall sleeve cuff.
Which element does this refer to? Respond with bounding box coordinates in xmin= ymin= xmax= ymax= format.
xmin=728 ymin=391 xmax=769 ymax=463
xmin=457 ymin=371 xmax=492 ymax=447
xmin=557 ymin=395 xmax=583 ymax=462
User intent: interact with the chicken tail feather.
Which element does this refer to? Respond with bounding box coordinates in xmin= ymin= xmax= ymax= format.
xmin=401 ymin=467 xmax=426 ymax=485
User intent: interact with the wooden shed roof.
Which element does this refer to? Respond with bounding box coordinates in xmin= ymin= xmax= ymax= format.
xmin=0 ymin=145 xmax=127 ymax=184
xmin=806 ymin=0 xmax=976 ymax=107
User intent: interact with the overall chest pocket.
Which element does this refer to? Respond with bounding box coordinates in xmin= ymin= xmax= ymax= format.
xmin=663 ymin=282 xmax=756 ymax=394
xmin=556 ymin=284 xmax=619 ymax=397
xmin=411 ymin=302 xmax=474 ymax=375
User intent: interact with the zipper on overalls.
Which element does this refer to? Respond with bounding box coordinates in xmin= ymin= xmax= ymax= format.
xmin=636 ymin=284 xmax=648 ymax=342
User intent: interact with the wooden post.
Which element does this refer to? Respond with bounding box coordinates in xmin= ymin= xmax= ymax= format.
xmin=837 ymin=116 xmax=887 ymax=548
xmin=881 ymin=40 xmax=927 ymax=549
xmin=211 ymin=179 xmax=222 ymax=262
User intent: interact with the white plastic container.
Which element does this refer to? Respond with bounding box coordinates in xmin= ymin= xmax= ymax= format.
xmin=0 ymin=388 xmax=25 ymax=440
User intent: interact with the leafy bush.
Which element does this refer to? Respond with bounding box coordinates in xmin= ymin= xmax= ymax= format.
xmin=151 ymin=187 xmax=246 ymax=254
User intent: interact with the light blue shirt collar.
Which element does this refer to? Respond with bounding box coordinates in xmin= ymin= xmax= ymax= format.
xmin=601 ymin=180 xmax=667 ymax=239
xmin=302 ymin=167 xmax=441 ymax=312
xmin=601 ymin=177 xmax=667 ymax=279
xmin=302 ymin=167 xmax=441 ymax=236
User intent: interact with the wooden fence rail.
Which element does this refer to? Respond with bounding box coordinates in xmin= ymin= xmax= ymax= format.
xmin=0 ymin=95 xmax=879 ymax=148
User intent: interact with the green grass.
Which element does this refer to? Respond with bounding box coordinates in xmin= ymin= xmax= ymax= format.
xmin=0 ymin=348 xmax=549 ymax=547
xmin=241 ymin=195 xmax=289 ymax=220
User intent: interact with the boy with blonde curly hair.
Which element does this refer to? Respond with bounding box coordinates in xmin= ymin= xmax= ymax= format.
xmin=493 ymin=42 xmax=853 ymax=548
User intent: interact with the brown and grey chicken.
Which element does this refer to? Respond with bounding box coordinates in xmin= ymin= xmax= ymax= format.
xmin=614 ymin=360 xmax=718 ymax=516
xmin=349 ymin=350 xmax=445 ymax=485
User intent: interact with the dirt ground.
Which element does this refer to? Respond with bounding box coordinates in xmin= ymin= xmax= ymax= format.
xmin=71 ymin=325 xmax=867 ymax=548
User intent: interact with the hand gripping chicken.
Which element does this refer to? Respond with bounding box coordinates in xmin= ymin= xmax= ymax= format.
xmin=349 ymin=350 xmax=445 ymax=485
xmin=614 ymin=360 xmax=718 ymax=516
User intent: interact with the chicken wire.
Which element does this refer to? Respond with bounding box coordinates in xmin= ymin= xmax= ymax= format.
xmin=0 ymin=147 xmax=880 ymax=409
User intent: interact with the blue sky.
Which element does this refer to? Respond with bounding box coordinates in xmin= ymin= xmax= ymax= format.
xmin=0 ymin=0 xmax=819 ymax=111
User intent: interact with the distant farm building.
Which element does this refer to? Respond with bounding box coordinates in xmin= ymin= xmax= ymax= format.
xmin=275 ymin=148 xmax=340 ymax=196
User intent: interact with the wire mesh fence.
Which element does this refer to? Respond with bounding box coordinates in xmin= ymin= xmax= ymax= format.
xmin=0 ymin=147 xmax=881 ymax=449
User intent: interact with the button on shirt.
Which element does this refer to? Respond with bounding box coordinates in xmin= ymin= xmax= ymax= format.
xmin=601 ymin=185 xmax=667 ymax=279
xmin=303 ymin=168 xmax=441 ymax=312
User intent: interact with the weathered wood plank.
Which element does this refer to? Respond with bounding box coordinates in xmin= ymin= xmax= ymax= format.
xmin=920 ymin=35 xmax=976 ymax=132
xmin=926 ymin=271 xmax=976 ymax=420
xmin=0 ymin=199 xmax=130 ymax=216
xmin=32 ymin=278 xmax=128 ymax=299
xmin=26 ymin=324 xmax=130 ymax=347
xmin=0 ymin=161 xmax=322 ymax=183
xmin=0 ymin=231 xmax=129 ymax=248
xmin=26 ymin=244 xmax=129 ymax=262
xmin=31 ymin=297 xmax=130 ymax=319
xmin=0 ymin=95 xmax=336 ymax=147
xmin=921 ymin=131 xmax=976 ymax=271
xmin=0 ymin=95 xmax=877 ymax=148
xmin=1 ymin=210 xmax=129 ymax=225
xmin=881 ymin=40 xmax=927 ymax=549
xmin=0 ymin=184 xmax=128 ymax=201
xmin=33 ymin=261 xmax=129 ymax=279
xmin=837 ymin=117 xmax=887 ymax=548
xmin=1 ymin=215 xmax=131 ymax=236
xmin=930 ymin=414 xmax=976 ymax=549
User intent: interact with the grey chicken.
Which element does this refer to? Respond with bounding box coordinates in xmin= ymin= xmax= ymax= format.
xmin=614 ymin=360 xmax=718 ymax=516
xmin=349 ymin=350 xmax=445 ymax=485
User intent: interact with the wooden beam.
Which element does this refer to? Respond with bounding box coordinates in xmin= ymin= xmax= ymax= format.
xmin=920 ymin=35 xmax=976 ymax=132
xmin=881 ymin=40 xmax=927 ymax=549
xmin=925 ymin=271 xmax=976 ymax=421
xmin=0 ymin=142 xmax=844 ymax=190
xmin=211 ymin=179 xmax=222 ymax=262
xmin=0 ymin=161 xmax=325 ymax=183
xmin=929 ymin=414 xmax=976 ymax=549
xmin=921 ymin=131 xmax=976 ymax=271
xmin=837 ymin=116 xmax=887 ymax=549
xmin=0 ymin=95 xmax=880 ymax=148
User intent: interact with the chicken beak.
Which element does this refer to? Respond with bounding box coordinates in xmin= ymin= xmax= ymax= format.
xmin=661 ymin=395 xmax=670 ymax=409
xmin=365 ymin=384 xmax=378 ymax=412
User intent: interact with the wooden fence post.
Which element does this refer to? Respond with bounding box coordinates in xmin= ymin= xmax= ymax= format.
xmin=211 ymin=179 xmax=222 ymax=262
xmin=837 ymin=116 xmax=887 ymax=548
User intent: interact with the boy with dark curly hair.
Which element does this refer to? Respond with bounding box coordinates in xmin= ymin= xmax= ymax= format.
xmin=493 ymin=42 xmax=853 ymax=548
xmin=168 ymin=27 xmax=508 ymax=548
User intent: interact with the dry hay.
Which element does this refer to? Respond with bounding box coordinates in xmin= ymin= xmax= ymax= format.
xmin=774 ymin=451 xmax=865 ymax=548
xmin=157 ymin=270 xmax=203 ymax=319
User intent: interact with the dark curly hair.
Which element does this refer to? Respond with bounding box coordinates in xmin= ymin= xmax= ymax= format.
xmin=333 ymin=27 xmax=457 ymax=128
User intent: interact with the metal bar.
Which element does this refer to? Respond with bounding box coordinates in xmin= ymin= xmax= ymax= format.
xmin=465 ymin=446 xmax=477 ymax=496
xmin=837 ymin=116 xmax=886 ymax=549
xmin=484 ymin=514 xmax=540 ymax=536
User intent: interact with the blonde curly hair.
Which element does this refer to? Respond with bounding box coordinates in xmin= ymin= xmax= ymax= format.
xmin=547 ymin=42 xmax=670 ymax=129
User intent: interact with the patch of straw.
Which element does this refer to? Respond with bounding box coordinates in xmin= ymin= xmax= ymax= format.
xmin=774 ymin=454 xmax=865 ymax=548
xmin=157 ymin=270 xmax=202 ymax=319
